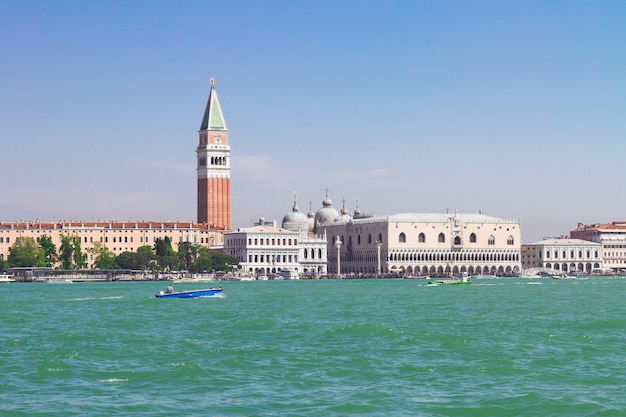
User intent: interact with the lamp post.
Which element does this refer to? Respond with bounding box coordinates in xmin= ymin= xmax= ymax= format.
xmin=334 ymin=236 xmax=342 ymax=278
xmin=376 ymin=239 xmax=382 ymax=276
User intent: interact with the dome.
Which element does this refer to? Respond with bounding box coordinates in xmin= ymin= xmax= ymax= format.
xmin=282 ymin=195 xmax=309 ymax=232
xmin=334 ymin=200 xmax=353 ymax=223
xmin=314 ymin=190 xmax=339 ymax=230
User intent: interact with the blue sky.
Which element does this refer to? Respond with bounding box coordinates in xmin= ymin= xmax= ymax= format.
xmin=1 ymin=0 xmax=624 ymax=243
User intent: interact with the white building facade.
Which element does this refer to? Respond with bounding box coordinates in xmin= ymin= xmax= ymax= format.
xmin=521 ymin=238 xmax=602 ymax=273
xmin=313 ymin=204 xmax=521 ymax=277
xmin=223 ymin=215 xmax=327 ymax=279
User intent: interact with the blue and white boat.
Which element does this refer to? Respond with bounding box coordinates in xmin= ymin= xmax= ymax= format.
xmin=155 ymin=287 xmax=223 ymax=299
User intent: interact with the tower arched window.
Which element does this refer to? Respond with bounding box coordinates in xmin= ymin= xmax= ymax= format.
xmin=438 ymin=233 xmax=445 ymax=243
xmin=418 ymin=232 xmax=425 ymax=243
xmin=399 ymin=233 xmax=406 ymax=243
xmin=470 ymin=233 xmax=476 ymax=243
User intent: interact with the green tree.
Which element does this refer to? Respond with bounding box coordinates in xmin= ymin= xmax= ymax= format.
xmin=210 ymin=252 xmax=240 ymax=272
xmin=177 ymin=241 xmax=192 ymax=270
xmin=0 ymin=258 xmax=7 ymax=272
xmin=189 ymin=254 xmax=212 ymax=273
xmin=116 ymin=246 xmax=156 ymax=270
xmin=59 ymin=235 xmax=74 ymax=269
xmin=8 ymin=237 xmax=46 ymax=267
xmin=154 ymin=237 xmax=175 ymax=257
xmin=39 ymin=235 xmax=57 ymax=267
xmin=160 ymin=255 xmax=182 ymax=271
xmin=89 ymin=242 xmax=118 ymax=269
xmin=72 ymin=237 xmax=87 ymax=269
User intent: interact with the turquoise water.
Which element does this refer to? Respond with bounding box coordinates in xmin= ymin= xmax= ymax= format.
xmin=1 ymin=277 xmax=625 ymax=416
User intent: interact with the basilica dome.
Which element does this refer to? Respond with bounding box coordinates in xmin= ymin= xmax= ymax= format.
xmin=314 ymin=190 xmax=339 ymax=231
xmin=334 ymin=202 xmax=353 ymax=223
xmin=282 ymin=196 xmax=309 ymax=232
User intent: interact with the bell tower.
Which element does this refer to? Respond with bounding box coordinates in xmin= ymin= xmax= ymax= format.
xmin=197 ymin=78 xmax=231 ymax=230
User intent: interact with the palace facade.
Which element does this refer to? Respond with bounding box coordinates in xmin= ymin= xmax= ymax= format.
xmin=255 ymin=191 xmax=523 ymax=277
xmin=321 ymin=209 xmax=522 ymax=277
xmin=521 ymin=238 xmax=602 ymax=273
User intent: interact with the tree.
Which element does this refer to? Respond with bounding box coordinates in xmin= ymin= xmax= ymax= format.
xmin=116 ymin=246 xmax=156 ymax=270
xmin=72 ymin=237 xmax=87 ymax=269
xmin=7 ymin=237 xmax=46 ymax=267
xmin=59 ymin=235 xmax=74 ymax=269
xmin=88 ymin=242 xmax=118 ymax=269
xmin=177 ymin=241 xmax=193 ymax=270
xmin=39 ymin=235 xmax=57 ymax=267
xmin=210 ymin=252 xmax=240 ymax=272
xmin=57 ymin=235 xmax=86 ymax=269
xmin=189 ymin=253 xmax=212 ymax=273
xmin=159 ymin=255 xmax=182 ymax=271
xmin=154 ymin=237 xmax=175 ymax=257
xmin=0 ymin=258 xmax=7 ymax=273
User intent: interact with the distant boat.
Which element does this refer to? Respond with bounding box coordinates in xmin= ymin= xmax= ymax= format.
xmin=0 ymin=274 xmax=15 ymax=283
xmin=155 ymin=287 xmax=223 ymax=299
xmin=427 ymin=272 xmax=471 ymax=286
xmin=427 ymin=280 xmax=472 ymax=286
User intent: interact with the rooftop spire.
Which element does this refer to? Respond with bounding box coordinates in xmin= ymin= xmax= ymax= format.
xmin=200 ymin=78 xmax=227 ymax=130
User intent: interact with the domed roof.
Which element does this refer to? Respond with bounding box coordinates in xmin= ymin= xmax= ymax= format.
xmin=314 ymin=190 xmax=339 ymax=230
xmin=282 ymin=194 xmax=309 ymax=232
xmin=334 ymin=200 xmax=353 ymax=223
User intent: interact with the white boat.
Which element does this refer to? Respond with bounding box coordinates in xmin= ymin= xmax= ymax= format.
xmin=0 ymin=274 xmax=16 ymax=283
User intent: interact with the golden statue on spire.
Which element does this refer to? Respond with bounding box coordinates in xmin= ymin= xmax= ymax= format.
xmin=210 ymin=77 xmax=215 ymax=86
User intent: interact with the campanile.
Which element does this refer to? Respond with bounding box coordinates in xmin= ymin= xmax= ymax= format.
xmin=197 ymin=78 xmax=231 ymax=230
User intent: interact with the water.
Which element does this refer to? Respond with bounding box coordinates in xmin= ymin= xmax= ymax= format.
xmin=1 ymin=277 xmax=625 ymax=416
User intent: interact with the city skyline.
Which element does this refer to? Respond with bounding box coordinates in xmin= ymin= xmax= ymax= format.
xmin=2 ymin=1 xmax=625 ymax=243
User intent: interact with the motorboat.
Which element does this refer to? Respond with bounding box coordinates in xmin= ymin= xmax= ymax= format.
xmin=0 ymin=274 xmax=15 ymax=283
xmin=155 ymin=287 xmax=223 ymax=298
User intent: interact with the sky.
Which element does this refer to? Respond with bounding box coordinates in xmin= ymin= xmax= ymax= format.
xmin=1 ymin=0 xmax=625 ymax=243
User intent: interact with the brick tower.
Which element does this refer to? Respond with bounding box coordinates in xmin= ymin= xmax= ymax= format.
xmin=197 ymin=78 xmax=231 ymax=230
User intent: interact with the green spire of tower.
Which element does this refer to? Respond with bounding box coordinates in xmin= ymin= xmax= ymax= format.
xmin=200 ymin=78 xmax=227 ymax=130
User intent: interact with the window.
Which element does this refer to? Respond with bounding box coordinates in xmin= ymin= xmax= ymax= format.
xmin=488 ymin=235 xmax=495 ymax=245
xmin=438 ymin=233 xmax=445 ymax=243
xmin=368 ymin=234 xmax=372 ymax=244
xmin=454 ymin=236 xmax=461 ymax=245
xmin=507 ymin=235 xmax=514 ymax=245
xmin=419 ymin=233 xmax=425 ymax=243
xmin=470 ymin=233 xmax=476 ymax=243
xmin=399 ymin=233 xmax=406 ymax=243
